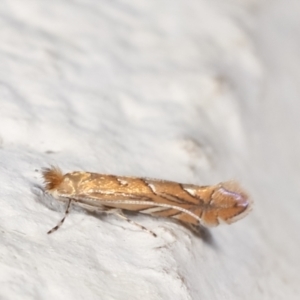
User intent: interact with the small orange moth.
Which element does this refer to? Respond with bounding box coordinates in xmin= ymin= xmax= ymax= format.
xmin=42 ymin=166 xmax=252 ymax=236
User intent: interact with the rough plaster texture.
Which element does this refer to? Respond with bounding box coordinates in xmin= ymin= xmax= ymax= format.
xmin=0 ymin=0 xmax=299 ymax=299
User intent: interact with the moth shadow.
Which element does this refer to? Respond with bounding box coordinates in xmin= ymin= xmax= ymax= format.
xmin=179 ymin=222 xmax=219 ymax=249
xmin=116 ymin=211 xmax=219 ymax=248
xmin=31 ymin=183 xmax=71 ymax=212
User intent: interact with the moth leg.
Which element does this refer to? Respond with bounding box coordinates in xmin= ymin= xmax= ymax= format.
xmin=47 ymin=198 xmax=72 ymax=234
xmin=113 ymin=210 xmax=157 ymax=237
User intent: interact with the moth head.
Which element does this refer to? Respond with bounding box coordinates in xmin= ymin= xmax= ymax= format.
xmin=42 ymin=166 xmax=84 ymax=196
xmin=42 ymin=166 xmax=64 ymax=191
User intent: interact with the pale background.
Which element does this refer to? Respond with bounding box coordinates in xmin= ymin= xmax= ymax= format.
xmin=0 ymin=0 xmax=299 ymax=299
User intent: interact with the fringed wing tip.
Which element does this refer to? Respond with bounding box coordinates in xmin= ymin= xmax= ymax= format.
xmin=221 ymin=180 xmax=247 ymax=194
xmin=221 ymin=180 xmax=253 ymax=223
xmin=42 ymin=165 xmax=64 ymax=191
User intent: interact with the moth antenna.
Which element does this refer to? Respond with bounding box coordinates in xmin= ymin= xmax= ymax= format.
xmin=42 ymin=165 xmax=64 ymax=191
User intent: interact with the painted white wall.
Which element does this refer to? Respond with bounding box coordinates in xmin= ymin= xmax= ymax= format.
xmin=0 ymin=1 xmax=299 ymax=299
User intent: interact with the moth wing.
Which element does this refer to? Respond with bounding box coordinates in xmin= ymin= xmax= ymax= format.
xmin=72 ymin=192 xmax=154 ymax=211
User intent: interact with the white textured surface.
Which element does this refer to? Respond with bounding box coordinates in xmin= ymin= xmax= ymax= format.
xmin=0 ymin=0 xmax=299 ymax=299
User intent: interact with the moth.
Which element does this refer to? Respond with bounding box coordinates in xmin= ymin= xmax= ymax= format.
xmin=42 ymin=166 xmax=252 ymax=236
